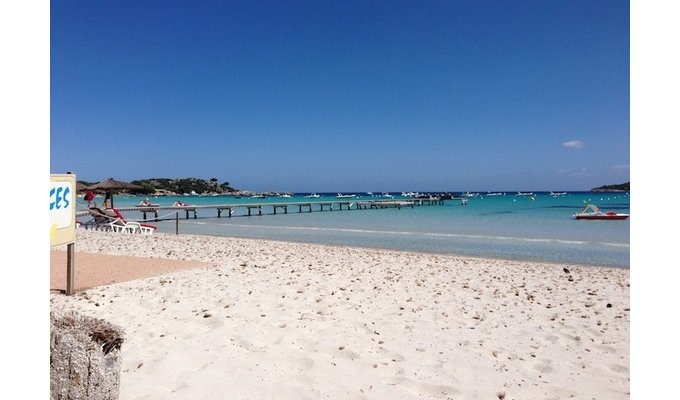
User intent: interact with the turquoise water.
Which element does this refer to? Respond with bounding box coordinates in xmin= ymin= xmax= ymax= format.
xmin=82 ymin=192 xmax=630 ymax=268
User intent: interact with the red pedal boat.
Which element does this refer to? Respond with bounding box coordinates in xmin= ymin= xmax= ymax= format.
xmin=573 ymin=204 xmax=629 ymax=220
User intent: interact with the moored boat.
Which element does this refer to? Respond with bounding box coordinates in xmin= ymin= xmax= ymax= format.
xmin=573 ymin=204 xmax=629 ymax=220
xmin=138 ymin=198 xmax=160 ymax=207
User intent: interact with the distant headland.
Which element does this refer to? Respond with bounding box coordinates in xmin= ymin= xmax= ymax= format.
xmin=78 ymin=178 xmax=238 ymax=196
xmin=590 ymin=182 xmax=630 ymax=192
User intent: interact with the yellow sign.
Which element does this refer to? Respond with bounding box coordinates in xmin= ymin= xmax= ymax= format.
xmin=50 ymin=174 xmax=76 ymax=247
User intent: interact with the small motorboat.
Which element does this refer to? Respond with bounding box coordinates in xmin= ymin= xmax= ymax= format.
xmin=573 ymin=204 xmax=629 ymax=220
xmin=336 ymin=193 xmax=356 ymax=199
xmin=138 ymin=198 xmax=160 ymax=207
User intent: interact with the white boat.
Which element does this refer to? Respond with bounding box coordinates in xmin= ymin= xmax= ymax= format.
xmin=336 ymin=193 xmax=356 ymax=198
xmin=573 ymin=204 xmax=629 ymax=220
xmin=138 ymin=199 xmax=159 ymax=207
xmin=279 ymin=194 xmax=292 ymax=198
xmin=304 ymin=193 xmax=320 ymax=198
xmin=515 ymin=192 xmax=534 ymax=196
xmin=550 ymin=191 xmax=567 ymax=197
xmin=485 ymin=192 xmax=505 ymax=196
xmin=463 ymin=192 xmax=480 ymax=198
xmin=382 ymin=193 xmax=393 ymax=198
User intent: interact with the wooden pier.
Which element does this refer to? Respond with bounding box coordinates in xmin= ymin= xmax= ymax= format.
xmin=77 ymin=197 xmax=448 ymax=222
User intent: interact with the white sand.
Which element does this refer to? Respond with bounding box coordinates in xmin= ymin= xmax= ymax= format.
xmin=51 ymin=230 xmax=630 ymax=399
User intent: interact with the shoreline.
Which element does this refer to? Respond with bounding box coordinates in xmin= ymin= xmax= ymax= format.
xmin=139 ymin=227 xmax=630 ymax=270
xmin=57 ymin=229 xmax=627 ymax=270
xmin=201 ymin=232 xmax=630 ymax=270
xmin=51 ymin=230 xmax=630 ymax=399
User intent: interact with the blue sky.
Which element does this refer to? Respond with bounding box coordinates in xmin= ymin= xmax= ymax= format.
xmin=50 ymin=0 xmax=629 ymax=192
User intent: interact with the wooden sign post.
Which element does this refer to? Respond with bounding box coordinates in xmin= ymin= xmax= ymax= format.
xmin=51 ymin=173 xmax=77 ymax=295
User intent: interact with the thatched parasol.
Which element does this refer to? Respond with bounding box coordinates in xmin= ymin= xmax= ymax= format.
xmin=76 ymin=181 xmax=89 ymax=193
xmin=86 ymin=178 xmax=144 ymax=208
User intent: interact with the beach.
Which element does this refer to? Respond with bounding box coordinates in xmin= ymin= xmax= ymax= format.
xmin=50 ymin=230 xmax=630 ymax=399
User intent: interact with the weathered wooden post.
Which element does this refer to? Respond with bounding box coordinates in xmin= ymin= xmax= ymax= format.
xmin=66 ymin=243 xmax=75 ymax=296
xmin=50 ymin=312 xmax=124 ymax=400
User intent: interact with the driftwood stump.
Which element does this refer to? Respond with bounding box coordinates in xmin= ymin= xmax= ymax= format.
xmin=50 ymin=311 xmax=124 ymax=400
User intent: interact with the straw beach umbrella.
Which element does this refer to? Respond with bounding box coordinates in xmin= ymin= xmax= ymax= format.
xmin=86 ymin=178 xmax=144 ymax=208
xmin=75 ymin=181 xmax=89 ymax=193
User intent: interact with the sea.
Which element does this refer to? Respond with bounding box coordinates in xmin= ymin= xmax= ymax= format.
xmin=85 ymin=192 xmax=630 ymax=268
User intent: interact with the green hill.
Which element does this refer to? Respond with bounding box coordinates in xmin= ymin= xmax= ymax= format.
xmin=590 ymin=182 xmax=630 ymax=192
xmin=130 ymin=178 xmax=237 ymax=195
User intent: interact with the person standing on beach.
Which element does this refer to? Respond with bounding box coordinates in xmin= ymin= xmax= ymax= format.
xmin=103 ymin=192 xmax=112 ymax=209
xmin=84 ymin=190 xmax=96 ymax=208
